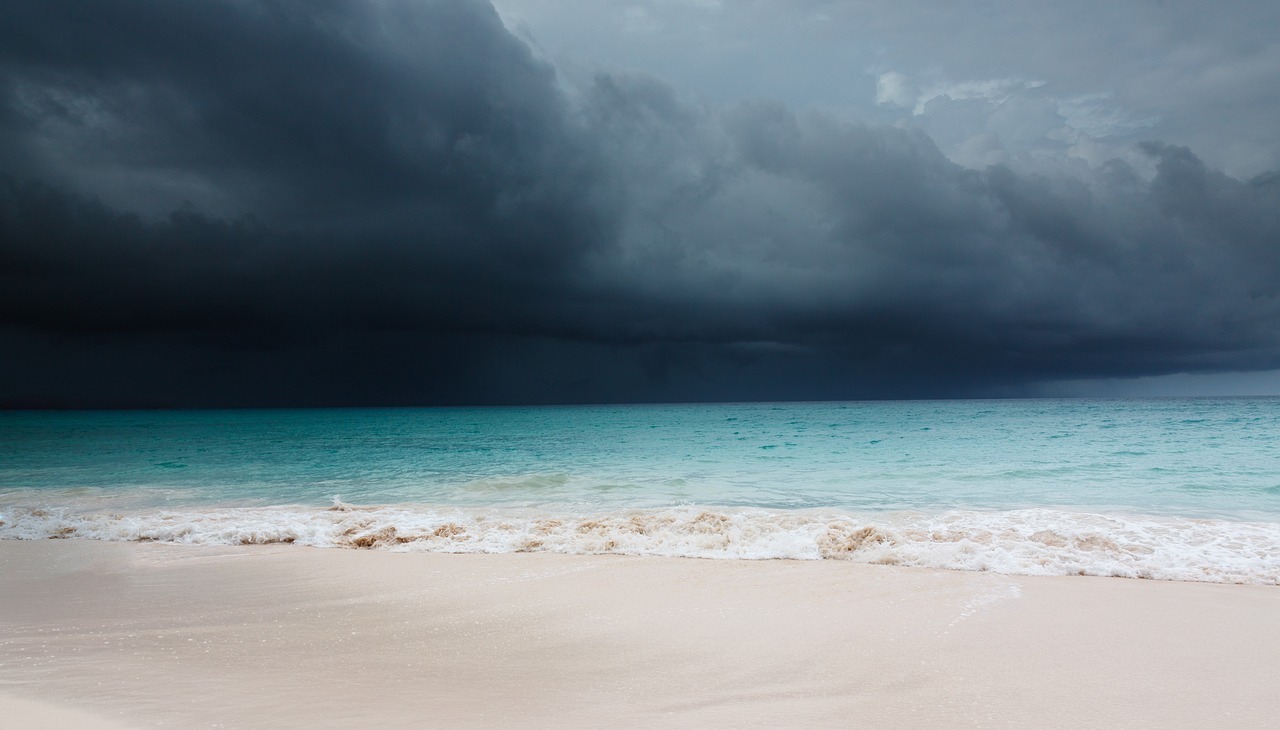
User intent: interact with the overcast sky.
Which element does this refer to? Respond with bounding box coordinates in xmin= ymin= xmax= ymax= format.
xmin=2 ymin=0 xmax=1279 ymax=407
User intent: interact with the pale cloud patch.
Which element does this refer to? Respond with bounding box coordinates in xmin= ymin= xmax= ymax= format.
xmin=1057 ymin=92 xmax=1159 ymax=139
xmin=986 ymin=94 xmax=1064 ymax=146
xmin=951 ymin=132 xmax=1008 ymax=169
xmin=875 ymin=71 xmax=915 ymax=108
xmin=912 ymin=77 xmax=1045 ymax=115
xmin=878 ymin=69 xmax=1168 ymax=174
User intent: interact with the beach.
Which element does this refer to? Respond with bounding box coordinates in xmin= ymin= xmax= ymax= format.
xmin=6 ymin=0 xmax=1280 ymax=725
xmin=2 ymin=540 xmax=1277 ymax=729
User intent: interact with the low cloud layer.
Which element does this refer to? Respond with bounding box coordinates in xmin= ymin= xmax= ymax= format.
xmin=2 ymin=0 xmax=1278 ymax=406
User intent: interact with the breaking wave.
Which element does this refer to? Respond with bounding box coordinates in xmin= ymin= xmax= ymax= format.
xmin=2 ymin=498 xmax=1278 ymax=584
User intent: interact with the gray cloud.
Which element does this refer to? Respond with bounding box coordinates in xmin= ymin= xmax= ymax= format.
xmin=498 ymin=0 xmax=1280 ymax=179
xmin=2 ymin=0 xmax=1279 ymax=406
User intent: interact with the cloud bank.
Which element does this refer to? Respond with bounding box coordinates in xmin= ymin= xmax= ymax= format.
xmin=2 ymin=0 xmax=1278 ymax=406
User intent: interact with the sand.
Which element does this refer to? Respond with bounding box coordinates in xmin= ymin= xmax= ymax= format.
xmin=1 ymin=540 xmax=1277 ymax=729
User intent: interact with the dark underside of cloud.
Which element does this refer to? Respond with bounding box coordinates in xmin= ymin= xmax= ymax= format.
xmin=2 ymin=0 xmax=1279 ymax=407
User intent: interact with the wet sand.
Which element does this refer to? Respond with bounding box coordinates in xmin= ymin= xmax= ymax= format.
xmin=1 ymin=540 xmax=1277 ymax=729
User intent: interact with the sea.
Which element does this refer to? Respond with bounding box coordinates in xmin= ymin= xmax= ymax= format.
xmin=2 ymin=399 xmax=1278 ymax=584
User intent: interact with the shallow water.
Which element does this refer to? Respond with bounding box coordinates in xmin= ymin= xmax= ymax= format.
xmin=3 ymin=399 xmax=1279 ymax=582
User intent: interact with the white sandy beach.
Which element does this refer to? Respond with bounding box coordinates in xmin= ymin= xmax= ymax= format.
xmin=2 ymin=540 xmax=1277 ymax=729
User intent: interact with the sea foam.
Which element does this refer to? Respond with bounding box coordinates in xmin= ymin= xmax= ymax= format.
xmin=2 ymin=501 xmax=1277 ymax=584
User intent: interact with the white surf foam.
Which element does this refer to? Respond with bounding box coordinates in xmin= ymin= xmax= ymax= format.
xmin=2 ymin=501 xmax=1278 ymax=584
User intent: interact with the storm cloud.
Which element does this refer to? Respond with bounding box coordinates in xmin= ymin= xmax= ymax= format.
xmin=2 ymin=0 xmax=1278 ymax=406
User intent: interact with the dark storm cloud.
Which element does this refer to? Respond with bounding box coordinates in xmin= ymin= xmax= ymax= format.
xmin=1 ymin=1 xmax=614 ymax=326
xmin=2 ymin=0 xmax=1278 ymax=406
xmin=0 ymin=0 xmax=586 ymax=212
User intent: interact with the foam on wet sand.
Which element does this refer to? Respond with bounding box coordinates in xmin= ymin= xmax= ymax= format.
xmin=1 ymin=540 xmax=1277 ymax=729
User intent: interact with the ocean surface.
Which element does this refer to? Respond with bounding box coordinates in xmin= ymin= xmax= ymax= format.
xmin=2 ymin=399 xmax=1279 ymax=583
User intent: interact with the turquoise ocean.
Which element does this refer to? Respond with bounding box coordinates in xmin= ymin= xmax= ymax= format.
xmin=2 ymin=399 xmax=1278 ymax=583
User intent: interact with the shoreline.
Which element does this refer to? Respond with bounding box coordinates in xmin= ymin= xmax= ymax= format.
xmin=2 ymin=540 xmax=1278 ymax=729
xmin=5 ymin=502 xmax=1278 ymax=584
